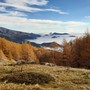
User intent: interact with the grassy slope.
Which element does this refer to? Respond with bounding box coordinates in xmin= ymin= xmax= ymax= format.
xmin=0 ymin=64 xmax=90 ymax=90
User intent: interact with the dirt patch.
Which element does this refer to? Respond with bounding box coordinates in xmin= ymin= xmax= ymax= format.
xmin=0 ymin=72 xmax=55 ymax=85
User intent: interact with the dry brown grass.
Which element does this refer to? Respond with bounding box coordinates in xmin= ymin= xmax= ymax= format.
xmin=0 ymin=72 xmax=55 ymax=84
xmin=0 ymin=64 xmax=90 ymax=90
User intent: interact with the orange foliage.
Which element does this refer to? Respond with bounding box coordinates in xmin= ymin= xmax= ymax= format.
xmin=1 ymin=32 xmax=90 ymax=69
xmin=0 ymin=38 xmax=39 ymax=64
xmin=35 ymin=47 xmax=63 ymax=65
xmin=63 ymin=32 xmax=90 ymax=68
xmin=0 ymin=38 xmax=62 ymax=65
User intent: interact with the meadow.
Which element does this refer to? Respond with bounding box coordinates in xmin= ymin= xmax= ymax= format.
xmin=0 ymin=64 xmax=90 ymax=90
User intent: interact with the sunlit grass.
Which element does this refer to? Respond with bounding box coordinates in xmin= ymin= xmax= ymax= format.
xmin=0 ymin=64 xmax=90 ymax=90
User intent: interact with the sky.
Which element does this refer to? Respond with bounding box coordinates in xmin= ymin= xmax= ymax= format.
xmin=0 ymin=0 xmax=90 ymax=33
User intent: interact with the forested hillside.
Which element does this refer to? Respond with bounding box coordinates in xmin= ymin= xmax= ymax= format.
xmin=0 ymin=32 xmax=90 ymax=69
xmin=0 ymin=38 xmax=62 ymax=65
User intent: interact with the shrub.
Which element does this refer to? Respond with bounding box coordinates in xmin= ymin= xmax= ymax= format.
xmin=0 ymin=72 xmax=55 ymax=85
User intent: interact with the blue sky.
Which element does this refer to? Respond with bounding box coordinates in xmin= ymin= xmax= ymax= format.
xmin=0 ymin=0 xmax=90 ymax=33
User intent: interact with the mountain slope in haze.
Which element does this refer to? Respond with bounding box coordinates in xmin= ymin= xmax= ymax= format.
xmin=30 ymin=42 xmax=62 ymax=47
xmin=0 ymin=27 xmax=66 ymax=48
xmin=0 ymin=27 xmax=41 ymax=42
xmin=0 ymin=27 xmax=82 ymax=46
xmin=29 ymin=32 xmax=82 ymax=45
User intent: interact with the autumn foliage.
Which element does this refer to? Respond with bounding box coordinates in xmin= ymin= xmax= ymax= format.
xmin=0 ymin=32 xmax=90 ymax=69
xmin=0 ymin=38 xmax=39 ymax=64
xmin=35 ymin=47 xmax=63 ymax=65
xmin=63 ymin=32 xmax=90 ymax=68
xmin=0 ymin=38 xmax=62 ymax=65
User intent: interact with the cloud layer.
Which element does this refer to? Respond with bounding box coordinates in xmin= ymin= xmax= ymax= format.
xmin=0 ymin=0 xmax=68 ymax=15
xmin=0 ymin=0 xmax=89 ymax=33
xmin=0 ymin=13 xmax=89 ymax=33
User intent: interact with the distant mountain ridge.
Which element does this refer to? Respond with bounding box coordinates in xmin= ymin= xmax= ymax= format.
xmin=0 ymin=27 xmax=65 ymax=48
xmin=30 ymin=42 xmax=62 ymax=48
xmin=0 ymin=27 xmax=41 ymax=42
xmin=50 ymin=32 xmax=69 ymax=35
xmin=0 ymin=27 xmax=81 ymax=48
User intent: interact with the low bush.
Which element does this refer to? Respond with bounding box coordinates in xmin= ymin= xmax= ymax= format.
xmin=0 ymin=72 xmax=55 ymax=85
